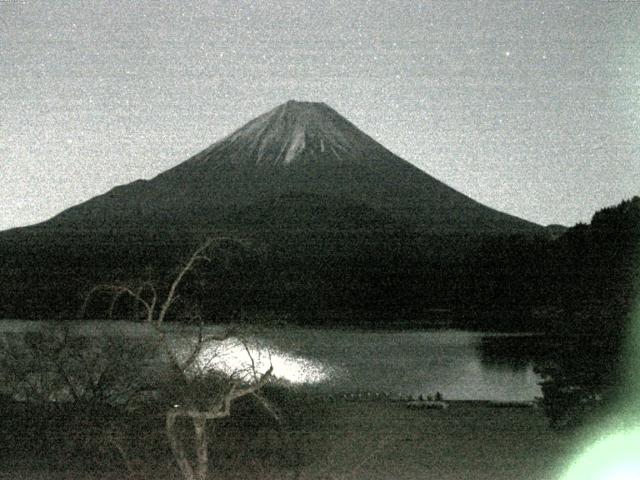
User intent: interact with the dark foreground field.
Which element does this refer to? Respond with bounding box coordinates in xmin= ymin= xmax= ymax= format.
xmin=300 ymin=400 xmax=579 ymax=480
xmin=0 ymin=394 xmax=582 ymax=480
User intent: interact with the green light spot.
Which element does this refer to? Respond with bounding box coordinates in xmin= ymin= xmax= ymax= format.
xmin=561 ymin=428 xmax=640 ymax=480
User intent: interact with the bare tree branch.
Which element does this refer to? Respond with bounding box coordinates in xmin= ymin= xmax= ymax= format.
xmin=251 ymin=391 xmax=281 ymax=422
xmin=83 ymin=284 xmax=155 ymax=322
xmin=156 ymin=238 xmax=214 ymax=326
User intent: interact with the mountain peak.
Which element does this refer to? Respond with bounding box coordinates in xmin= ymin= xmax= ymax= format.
xmin=186 ymin=100 xmax=384 ymax=168
xmin=283 ymin=99 xmax=328 ymax=108
xmin=272 ymin=100 xmax=336 ymax=129
xmin=276 ymin=100 xmax=333 ymax=124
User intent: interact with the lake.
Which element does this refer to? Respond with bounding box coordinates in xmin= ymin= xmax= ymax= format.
xmin=259 ymin=327 xmax=545 ymax=401
xmin=0 ymin=320 xmax=546 ymax=402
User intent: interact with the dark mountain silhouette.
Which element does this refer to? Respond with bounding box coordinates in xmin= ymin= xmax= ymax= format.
xmin=31 ymin=100 xmax=539 ymax=234
xmin=1 ymin=100 xmax=546 ymax=323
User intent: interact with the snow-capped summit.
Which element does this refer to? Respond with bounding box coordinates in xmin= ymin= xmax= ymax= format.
xmin=184 ymin=100 xmax=397 ymax=168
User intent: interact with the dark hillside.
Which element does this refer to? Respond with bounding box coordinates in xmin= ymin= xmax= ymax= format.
xmin=0 ymin=100 xmax=543 ymax=323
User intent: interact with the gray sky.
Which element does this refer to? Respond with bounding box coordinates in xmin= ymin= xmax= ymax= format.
xmin=1 ymin=0 xmax=639 ymax=230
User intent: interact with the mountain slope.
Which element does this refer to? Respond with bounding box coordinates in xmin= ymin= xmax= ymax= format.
xmin=36 ymin=100 xmax=539 ymax=234
xmin=0 ymin=100 xmax=546 ymax=321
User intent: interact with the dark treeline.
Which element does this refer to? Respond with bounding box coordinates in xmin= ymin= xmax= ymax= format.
xmin=460 ymin=196 xmax=640 ymax=335
xmin=537 ymin=197 xmax=640 ymax=427
xmin=1 ymin=197 xmax=638 ymax=335
xmin=482 ymin=196 xmax=638 ymax=428
xmin=0 ymin=228 xmax=544 ymax=325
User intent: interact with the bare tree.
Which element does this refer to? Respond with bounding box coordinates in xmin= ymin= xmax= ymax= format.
xmin=0 ymin=323 xmax=155 ymax=406
xmin=82 ymin=238 xmax=275 ymax=480
xmin=0 ymin=322 xmax=157 ymax=478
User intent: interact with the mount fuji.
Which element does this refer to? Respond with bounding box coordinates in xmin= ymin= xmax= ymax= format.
xmin=1 ymin=101 xmax=545 ymax=321
xmin=36 ymin=100 xmax=539 ymax=234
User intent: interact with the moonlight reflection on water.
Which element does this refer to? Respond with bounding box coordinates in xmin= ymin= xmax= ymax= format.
xmin=185 ymin=337 xmax=332 ymax=385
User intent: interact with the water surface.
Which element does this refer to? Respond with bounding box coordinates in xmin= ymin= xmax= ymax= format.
xmin=0 ymin=320 xmax=545 ymax=401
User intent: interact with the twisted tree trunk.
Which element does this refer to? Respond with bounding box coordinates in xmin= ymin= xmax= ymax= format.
xmin=166 ymin=410 xmax=215 ymax=480
xmin=193 ymin=416 xmax=209 ymax=480
xmin=166 ymin=411 xmax=197 ymax=480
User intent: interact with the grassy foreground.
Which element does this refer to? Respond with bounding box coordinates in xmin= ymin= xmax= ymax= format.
xmin=305 ymin=400 xmax=580 ymax=480
xmin=0 ymin=396 xmax=582 ymax=480
xmin=260 ymin=398 xmax=580 ymax=480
